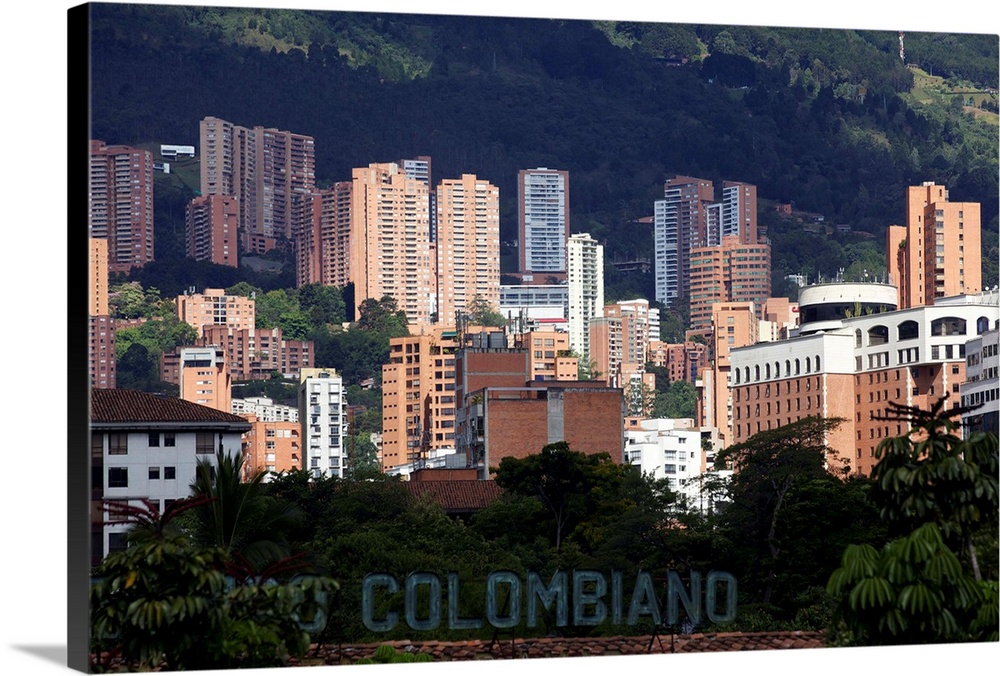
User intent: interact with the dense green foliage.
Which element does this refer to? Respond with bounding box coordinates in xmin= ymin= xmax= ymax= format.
xmin=90 ymin=497 xmax=337 ymax=671
xmin=827 ymin=399 xmax=999 ymax=645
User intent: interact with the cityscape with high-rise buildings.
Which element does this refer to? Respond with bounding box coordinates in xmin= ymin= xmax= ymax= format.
xmin=71 ymin=6 xmax=1000 ymax=667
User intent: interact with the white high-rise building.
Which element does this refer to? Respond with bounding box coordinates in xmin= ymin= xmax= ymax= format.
xmin=567 ymin=233 xmax=604 ymax=362
xmin=297 ymin=368 xmax=349 ymax=479
xmin=518 ymin=168 xmax=570 ymax=275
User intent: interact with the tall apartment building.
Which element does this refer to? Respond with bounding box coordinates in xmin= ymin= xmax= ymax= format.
xmin=293 ymin=182 xmax=352 ymax=288
xmin=589 ymin=299 xmax=657 ymax=389
xmin=401 ymin=156 xmax=435 ymax=240
xmin=176 ymin=288 xmax=256 ymax=336
xmin=887 ymin=182 xmax=982 ymax=309
xmin=567 ymin=233 xmax=605 ymax=363
xmin=88 ymin=140 xmax=154 ymax=274
xmin=381 ymin=327 xmax=463 ymax=471
xmin=654 ymin=176 xmax=759 ymax=306
xmin=185 ymin=195 xmax=239 ymax=267
xmin=654 ymin=175 xmax=714 ymax=305
xmin=709 ymin=181 xmax=758 ymax=246
xmin=298 ymin=368 xmax=349 ymax=479
xmin=435 ymin=174 xmax=501 ymax=325
xmin=518 ymin=168 xmax=570 ymax=277
xmin=728 ymin=291 xmax=998 ymax=476
xmin=199 ymin=116 xmax=316 ymax=244
xmin=688 ymin=236 xmax=772 ymax=331
xmin=703 ymin=302 xmax=760 ymax=445
xmin=348 ymin=162 xmax=434 ymax=325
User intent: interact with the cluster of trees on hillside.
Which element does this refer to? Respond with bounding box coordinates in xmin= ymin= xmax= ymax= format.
xmin=90 ymin=401 xmax=998 ymax=668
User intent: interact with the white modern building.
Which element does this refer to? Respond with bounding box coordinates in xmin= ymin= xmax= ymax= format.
xmin=624 ymin=418 xmax=731 ymax=513
xmin=567 ymin=232 xmax=604 ymax=360
xmin=90 ymin=388 xmax=251 ymax=564
xmin=518 ymin=168 xmax=570 ymax=274
xmin=297 ymin=368 xmax=349 ymax=478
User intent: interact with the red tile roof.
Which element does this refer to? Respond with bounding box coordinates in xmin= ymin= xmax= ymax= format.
xmin=404 ymin=479 xmax=504 ymax=512
xmin=90 ymin=388 xmax=249 ymax=425
xmin=288 ymin=632 xmax=828 ymax=665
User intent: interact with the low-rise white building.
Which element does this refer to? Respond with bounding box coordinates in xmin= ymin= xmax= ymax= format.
xmin=231 ymin=396 xmax=299 ymax=422
xmin=90 ymin=388 xmax=251 ymax=564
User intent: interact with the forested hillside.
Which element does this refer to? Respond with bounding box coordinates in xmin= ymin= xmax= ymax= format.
xmin=86 ymin=4 xmax=998 ymax=291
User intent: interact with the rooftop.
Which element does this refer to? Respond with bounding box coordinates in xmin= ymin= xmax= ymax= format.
xmin=91 ymin=388 xmax=250 ymax=426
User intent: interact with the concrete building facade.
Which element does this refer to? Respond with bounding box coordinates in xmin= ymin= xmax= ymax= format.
xmin=567 ymin=233 xmax=605 ymax=363
xmin=298 ymin=368 xmax=349 ymax=479
xmin=961 ymin=326 xmax=1000 ymax=438
xmin=518 ymin=168 xmax=570 ymax=276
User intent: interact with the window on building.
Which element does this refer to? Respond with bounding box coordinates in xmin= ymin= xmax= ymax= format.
xmin=196 ymin=432 xmax=215 ymax=454
xmin=164 ymin=466 xmax=176 ymax=480
xmin=148 ymin=433 xmax=159 ymax=447
xmin=149 ymin=467 xmax=160 ymax=480
xmin=108 ymin=467 xmax=128 ymax=488
xmin=108 ymin=532 xmax=128 ymax=553
xmin=164 ymin=433 xmax=176 ymax=447
xmin=108 ymin=433 xmax=128 ymax=455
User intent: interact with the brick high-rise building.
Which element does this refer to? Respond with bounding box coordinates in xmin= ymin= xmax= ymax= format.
xmin=435 ymin=174 xmax=501 ymax=326
xmin=688 ymin=236 xmax=772 ymax=331
xmin=185 ymin=195 xmax=239 ymax=267
xmin=199 ymin=116 xmax=316 ymax=245
xmin=381 ymin=327 xmax=463 ymax=471
xmin=518 ymin=168 xmax=570 ymax=277
xmin=887 ymin=182 xmax=982 ymax=309
xmin=90 ymin=237 xmax=109 ymax=316
xmin=88 ymin=140 xmax=154 ymax=274
xmin=293 ymin=183 xmax=352 ymax=289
